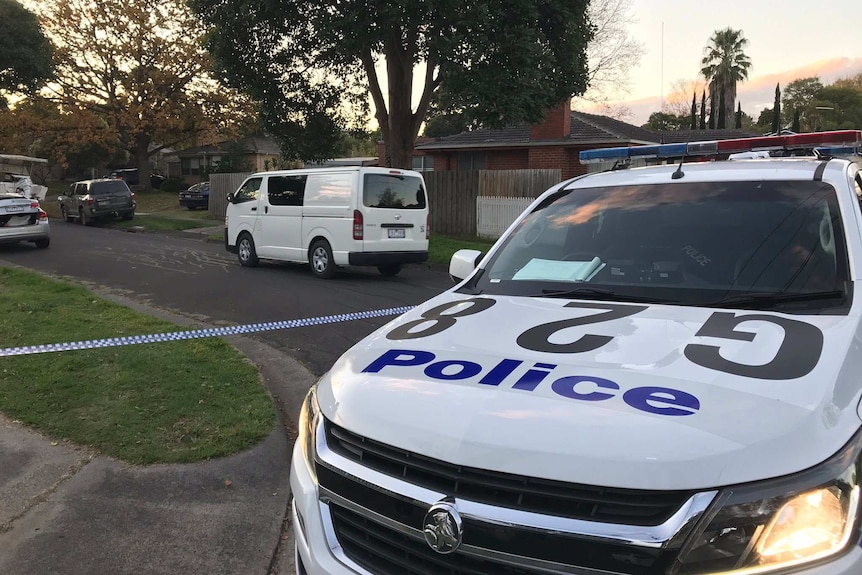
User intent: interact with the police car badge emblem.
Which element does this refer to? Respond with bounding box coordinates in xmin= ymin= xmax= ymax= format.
xmin=422 ymin=500 xmax=463 ymax=554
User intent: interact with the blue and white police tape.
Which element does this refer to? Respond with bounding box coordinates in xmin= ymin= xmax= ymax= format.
xmin=0 ymin=306 xmax=416 ymax=358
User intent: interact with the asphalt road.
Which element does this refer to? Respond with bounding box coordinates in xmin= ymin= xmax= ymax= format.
xmin=0 ymin=220 xmax=454 ymax=376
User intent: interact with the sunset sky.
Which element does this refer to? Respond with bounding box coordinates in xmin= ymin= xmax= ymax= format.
xmin=593 ymin=0 xmax=862 ymax=124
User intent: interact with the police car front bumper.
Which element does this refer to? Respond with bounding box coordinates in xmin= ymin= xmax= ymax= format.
xmin=291 ymin=441 xmax=367 ymax=575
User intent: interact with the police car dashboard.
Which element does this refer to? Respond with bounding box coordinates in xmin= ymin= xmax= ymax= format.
xmin=459 ymin=131 xmax=862 ymax=315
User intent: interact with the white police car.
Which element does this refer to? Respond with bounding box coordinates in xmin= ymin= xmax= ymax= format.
xmin=291 ymin=130 xmax=862 ymax=574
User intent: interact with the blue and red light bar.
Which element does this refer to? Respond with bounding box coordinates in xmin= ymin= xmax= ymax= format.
xmin=579 ymin=130 xmax=862 ymax=164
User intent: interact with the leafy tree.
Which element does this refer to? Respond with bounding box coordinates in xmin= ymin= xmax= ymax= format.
xmin=755 ymin=106 xmax=772 ymax=132
xmin=642 ymin=111 xmax=688 ymax=131
xmin=423 ymin=113 xmax=473 ymax=138
xmin=772 ymin=84 xmax=781 ymax=134
xmin=781 ymin=77 xmax=824 ymax=131
xmin=0 ymin=0 xmax=54 ymax=107
xmin=814 ymin=85 xmax=862 ymax=130
xmin=35 ymin=0 xmax=253 ymax=188
xmin=700 ymin=28 xmax=751 ymax=130
xmin=189 ymin=0 xmax=594 ymax=169
xmin=792 ymin=109 xmax=801 ymax=132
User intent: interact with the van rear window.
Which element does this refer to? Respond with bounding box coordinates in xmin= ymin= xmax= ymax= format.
xmin=363 ymin=174 xmax=426 ymax=209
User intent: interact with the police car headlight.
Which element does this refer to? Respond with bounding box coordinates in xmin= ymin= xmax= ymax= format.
xmin=297 ymin=386 xmax=320 ymax=482
xmin=674 ymin=429 xmax=862 ymax=574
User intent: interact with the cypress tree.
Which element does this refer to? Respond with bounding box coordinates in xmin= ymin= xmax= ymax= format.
xmin=700 ymin=93 xmax=706 ymax=129
xmin=708 ymin=95 xmax=716 ymax=129
xmin=735 ymin=102 xmax=742 ymax=129
xmin=771 ymin=83 xmax=781 ymax=134
xmin=690 ymin=92 xmax=697 ymax=130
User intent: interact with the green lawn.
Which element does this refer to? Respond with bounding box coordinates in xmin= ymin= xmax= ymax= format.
xmin=429 ymin=235 xmax=496 ymax=265
xmin=0 ymin=266 xmax=275 ymax=464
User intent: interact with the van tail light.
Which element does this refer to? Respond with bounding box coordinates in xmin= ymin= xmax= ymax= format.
xmin=38 ymin=209 xmax=47 ymax=220
xmin=426 ymin=215 xmax=430 ymax=239
xmin=353 ymin=210 xmax=363 ymax=240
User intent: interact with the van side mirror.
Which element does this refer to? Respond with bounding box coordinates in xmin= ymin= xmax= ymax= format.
xmin=449 ymin=249 xmax=484 ymax=283
xmin=226 ymin=192 xmax=235 ymax=203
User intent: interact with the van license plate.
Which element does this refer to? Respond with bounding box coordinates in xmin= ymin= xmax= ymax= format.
xmin=388 ymin=228 xmax=406 ymax=238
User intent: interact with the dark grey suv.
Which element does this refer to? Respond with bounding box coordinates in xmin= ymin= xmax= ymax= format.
xmin=58 ymin=179 xmax=136 ymax=225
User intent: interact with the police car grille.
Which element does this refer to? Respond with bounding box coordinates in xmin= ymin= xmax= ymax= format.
xmin=330 ymin=502 xmax=543 ymax=575
xmin=326 ymin=421 xmax=691 ymax=526
xmin=320 ymin=465 xmax=673 ymax=574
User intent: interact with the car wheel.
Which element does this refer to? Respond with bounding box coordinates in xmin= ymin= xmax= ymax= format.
xmin=237 ymin=233 xmax=259 ymax=267
xmin=79 ymin=208 xmax=92 ymax=226
xmin=377 ymin=264 xmax=402 ymax=277
xmin=60 ymin=205 xmax=73 ymax=223
xmin=309 ymin=239 xmax=335 ymax=279
xmin=187 ymin=206 xmax=197 ymax=211
xmin=34 ymin=238 xmax=50 ymax=249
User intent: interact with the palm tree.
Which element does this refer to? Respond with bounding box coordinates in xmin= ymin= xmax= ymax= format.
xmin=700 ymin=28 xmax=752 ymax=129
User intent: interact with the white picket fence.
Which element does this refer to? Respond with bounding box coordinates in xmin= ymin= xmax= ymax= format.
xmin=476 ymin=196 xmax=534 ymax=239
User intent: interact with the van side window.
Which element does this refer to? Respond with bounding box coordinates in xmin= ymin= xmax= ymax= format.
xmin=268 ymin=175 xmax=307 ymax=206
xmin=234 ymin=177 xmax=262 ymax=203
xmin=304 ymin=173 xmax=352 ymax=207
xmin=363 ymin=173 xmax=426 ymax=209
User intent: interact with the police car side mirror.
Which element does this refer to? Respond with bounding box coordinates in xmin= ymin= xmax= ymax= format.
xmin=449 ymin=249 xmax=484 ymax=283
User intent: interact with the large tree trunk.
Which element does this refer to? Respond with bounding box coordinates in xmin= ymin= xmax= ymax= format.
xmin=724 ymin=82 xmax=737 ymax=128
xmin=362 ymin=32 xmax=438 ymax=170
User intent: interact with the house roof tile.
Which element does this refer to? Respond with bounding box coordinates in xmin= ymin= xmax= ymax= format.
xmin=416 ymin=110 xmax=659 ymax=150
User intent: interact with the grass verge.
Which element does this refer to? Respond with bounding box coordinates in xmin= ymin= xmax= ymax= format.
xmin=428 ymin=235 xmax=496 ymax=265
xmin=0 ymin=266 xmax=275 ymax=464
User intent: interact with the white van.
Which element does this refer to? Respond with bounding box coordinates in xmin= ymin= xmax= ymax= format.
xmin=224 ymin=167 xmax=429 ymax=278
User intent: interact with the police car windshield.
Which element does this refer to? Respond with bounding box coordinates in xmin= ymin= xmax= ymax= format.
xmin=473 ymin=181 xmax=851 ymax=313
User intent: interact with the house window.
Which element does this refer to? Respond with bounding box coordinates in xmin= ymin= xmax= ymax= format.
xmin=411 ymin=155 xmax=435 ymax=172
xmin=181 ymin=158 xmax=201 ymax=176
xmin=457 ymin=152 xmax=485 ymax=171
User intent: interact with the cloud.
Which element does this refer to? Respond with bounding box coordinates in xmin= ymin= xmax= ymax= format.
xmin=579 ymin=57 xmax=862 ymax=125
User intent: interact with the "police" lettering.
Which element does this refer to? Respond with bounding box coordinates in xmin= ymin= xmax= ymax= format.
xmin=362 ymin=349 xmax=700 ymax=417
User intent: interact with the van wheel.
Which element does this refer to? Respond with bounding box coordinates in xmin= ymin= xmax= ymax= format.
xmin=310 ymin=240 xmax=335 ymax=279
xmin=61 ymin=205 xmax=73 ymax=223
xmin=79 ymin=208 xmax=92 ymax=226
xmin=377 ymin=264 xmax=402 ymax=277
xmin=237 ymin=233 xmax=259 ymax=267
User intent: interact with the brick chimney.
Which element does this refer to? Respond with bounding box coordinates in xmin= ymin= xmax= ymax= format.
xmin=529 ymin=98 xmax=572 ymax=141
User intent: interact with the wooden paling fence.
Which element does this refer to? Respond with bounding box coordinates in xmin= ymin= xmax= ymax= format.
xmin=425 ymin=169 xmax=560 ymax=237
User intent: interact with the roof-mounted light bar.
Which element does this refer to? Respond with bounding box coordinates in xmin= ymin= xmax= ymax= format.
xmin=579 ymin=130 xmax=862 ymax=164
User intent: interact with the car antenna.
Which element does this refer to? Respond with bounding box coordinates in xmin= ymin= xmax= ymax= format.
xmin=671 ymin=154 xmax=686 ymax=180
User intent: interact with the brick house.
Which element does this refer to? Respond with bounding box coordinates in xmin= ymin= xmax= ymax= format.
xmin=412 ymin=99 xmax=660 ymax=179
